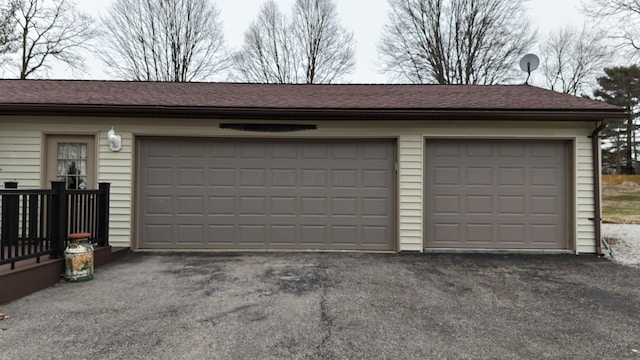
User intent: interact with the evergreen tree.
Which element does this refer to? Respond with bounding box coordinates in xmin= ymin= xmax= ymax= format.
xmin=594 ymin=66 xmax=640 ymax=174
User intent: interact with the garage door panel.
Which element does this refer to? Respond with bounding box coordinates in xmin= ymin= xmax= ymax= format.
xmin=238 ymin=225 xmax=267 ymax=245
xmin=177 ymin=168 xmax=204 ymax=187
xmin=301 ymin=197 xmax=327 ymax=215
xmin=239 ymin=169 xmax=267 ymax=187
xmin=530 ymin=196 xmax=559 ymax=215
xmin=302 ymin=144 xmax=329 ymax=159
xmin=530 ymin=225 xmax=557 ymax=244
xmin=301 ymin=225 xmax=327 ymax=244
xmin=139 ymin=138 xmax=395 ymax=250
xmin=147 ymin=143 xmax=175 ymax=157
xmin=362 ymin=226 xmax=392 ymax=248
xmin=433 ymin=224 xmax=461 ymax=243
xmin=531 ymin=168 xmax=558 ymax=186
xmin=332 ymin=170 xmax=358 ymax=188
xmin=271 ymin=197 xmax=297 ymax=215
xmin=271 ymin=144 xmax=297 ymax=158
xmin=331 ymin=226 xmax=358 ymax=245
xmin=497 ymin=143 xmax=525 ymax=157
xmin=467 ymin=196 xmax=491 ymax=215
xmin=361 ymin=198 xmax=388 ymax=217
xmin=209 ymin=225 xmax=234 ymax=245
xmin=426 ymin=140 xmax=568 ymax=250
xmin=531 ymin=144 xmax=560 ymax=157
xmin=270 ymin=225 xmax=297 ymax=245
xmin=209 ymin=196 xmax=235 ymax=214
xmin=145 ymin=170 xmax=173 ymax=187
xmin=497 ymin=196 xmax=525 ymax=215
xmin=433 ymin=195 xmax=460 ymax=215
xmin=362 ymin=170 xmax=389 ymax=188
xmin=333 ymin=144 xmax=358 ymax=159
xmin=498 ymin=224 xmax=526 ymax=244
xmin=332 ymin=197 xmax=357 ymax=216
xmin=240 ymin=143 xmax=268 ymax=158
xmin=434 ymin=167 xmax=461 ymax=185
xmin=467 ymin=224 xmax=492 ymax=243
xmin=179 ymin=145 xmax=206 ymax=159
xmin=209 ymin=169 xmax=235 ymax=186
xmin=468 ymin=143 xmax=493 ymax=157
xmin=146 ymin=196 xmax=172 ymax=215
xmin=177 ymin=196 xmax=204 ymax=215
xmin=467 ymin=167 xmax=492 ymax=185
xmin=435 ymin=143 xmax=460 ymax=156
xmin=498 ymin=167 xmax=526 ymax=186
xmin=146 ymin=225 xmax=173 ymax=245
xmin=271 ymin=169 xmax=297 ymax=187
xmin=301 ymin=170 xmax=328 ymax=187
xmin=176 ymin=225 xmax=204 ymax=245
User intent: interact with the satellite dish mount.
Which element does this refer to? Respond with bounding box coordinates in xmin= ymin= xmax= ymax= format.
xmin=519 ymin=54 xmax=539 ymax=85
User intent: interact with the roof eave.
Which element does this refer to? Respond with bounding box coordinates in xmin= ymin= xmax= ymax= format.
xmin=0 ymin=104 xmax=628 ymax=121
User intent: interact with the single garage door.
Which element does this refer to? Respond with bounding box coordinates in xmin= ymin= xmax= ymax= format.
xmin=425 ymin=140 xmax=569 ymax=250
xmin=138 ymin=137 xmax=396 ymax=251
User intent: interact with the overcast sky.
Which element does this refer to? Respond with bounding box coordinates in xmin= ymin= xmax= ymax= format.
xmin=66 ymin=0 xmax=587 ymax=84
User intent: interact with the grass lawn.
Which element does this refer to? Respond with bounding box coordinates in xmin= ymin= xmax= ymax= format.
xmin=602 ymin=182 xmax=640 ymax=224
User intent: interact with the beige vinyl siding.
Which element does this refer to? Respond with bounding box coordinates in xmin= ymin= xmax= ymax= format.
xmin=0 ymin=116 xmax=599 ymax=253
xmin=575 ymin=135 xmax=596 ymax=253
xmin=98 ymin=130 xmax=133 ymax=247
xmin=0 ymin=128 xmax=42 ymax=188
xmin=398 ymin=135 xmax=424 ymax=251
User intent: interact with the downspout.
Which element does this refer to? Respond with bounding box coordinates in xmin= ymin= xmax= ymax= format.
xmin=591 ymin=120 xmax=608 ymax=256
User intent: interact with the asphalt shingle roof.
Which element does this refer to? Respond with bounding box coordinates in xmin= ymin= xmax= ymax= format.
xmin=0 ymin=79 xmax=626 ymax=120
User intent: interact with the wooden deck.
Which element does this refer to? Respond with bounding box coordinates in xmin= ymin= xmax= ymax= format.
xmin=0 ymin=246 xmax=129 ymax=305
xmin=0 ymin=253 xmax=58 ymax=275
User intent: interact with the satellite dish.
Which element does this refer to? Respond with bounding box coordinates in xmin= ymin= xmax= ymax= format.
xmin=519 ymin=54 xmax=539 ymax=85
xmin=520 ymin=54 xmax=540 ymax=73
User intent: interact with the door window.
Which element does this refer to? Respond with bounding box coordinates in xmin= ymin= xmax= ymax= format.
xmin=57 ymin=143 xmax=88 ymax=189
xmin=46 ymin=135 xmax=95 ymax=189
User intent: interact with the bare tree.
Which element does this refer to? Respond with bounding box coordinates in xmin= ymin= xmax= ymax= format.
xmin=378 ymin=0 xmax=535 ymax=84
xmin=233 ymin=1 xmax=298 ymax=83
xmin=6 ymin=0 xmax=94 ymax=79
xmin=233 ymin=0 xmax=355 ymax=84
xmin=539 ymin=25 xmax=610 ymax=95
xmin=291 ymin=0 xmax=355 ymax=83
xmin=101 ymin=0 xmax=228 ymax=82
xmin=582 ymin=0 xmax=640 ymax=55
xmin=0 ymin=1 xmax=18 ymax=60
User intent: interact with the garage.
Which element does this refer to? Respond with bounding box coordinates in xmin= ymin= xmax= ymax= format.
xmin=137 ymin=137 xmax=396 ymax=251
xmin=425 ymin=139 xmax=569 ymax=250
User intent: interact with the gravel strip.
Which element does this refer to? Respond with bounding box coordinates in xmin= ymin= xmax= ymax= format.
xmin=602 ymin=224 xmax=640 ymax=267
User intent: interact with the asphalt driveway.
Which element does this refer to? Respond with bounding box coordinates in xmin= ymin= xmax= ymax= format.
xmin=1 ymin=253 xmax=639 ymax=359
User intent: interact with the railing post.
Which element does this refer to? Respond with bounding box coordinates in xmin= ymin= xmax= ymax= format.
xmin=50 ymin=181 xmax=68 ymax=258
xmin=98 ymin=183 xmax=110 ymax=247
xmin=28 ymin=193 xmax=38 ymax=239
xmin=2 ymin=182 xmax=19 ymax=264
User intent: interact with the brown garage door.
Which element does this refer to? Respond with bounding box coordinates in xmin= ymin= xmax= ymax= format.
xmin=138 ymin=137 xmax=396 ymax=251
xmin=425 ymin=140 xmax=569 ymax=250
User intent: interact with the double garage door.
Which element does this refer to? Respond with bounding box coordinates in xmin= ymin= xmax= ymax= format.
xmin=137 ymin=137 xmax=569 ymax=251
xmin=138 ymin=137 xmax=396 ymax=251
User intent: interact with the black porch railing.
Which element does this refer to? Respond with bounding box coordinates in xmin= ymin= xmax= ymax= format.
xmin=0 ymin=181 xmax=110 ymax=270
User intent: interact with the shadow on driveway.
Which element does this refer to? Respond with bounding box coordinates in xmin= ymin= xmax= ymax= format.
xmin=1 ymin=253 xmax=639 ymax=359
